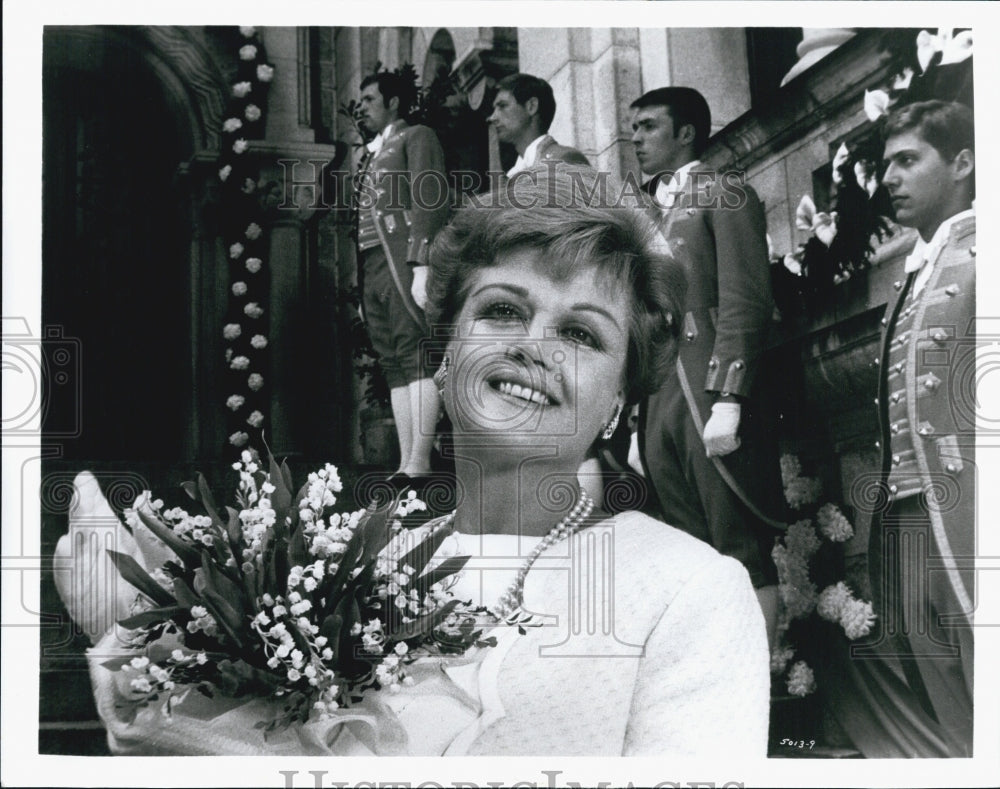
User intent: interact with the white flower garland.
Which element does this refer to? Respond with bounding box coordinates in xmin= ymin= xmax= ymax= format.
xmin=771 ymin=454 xmax=877 ymax=697
xmin=217 ymin=27 xmax=274 ymax=449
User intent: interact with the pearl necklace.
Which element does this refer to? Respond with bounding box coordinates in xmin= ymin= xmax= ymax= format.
xmin=434 ymin=488 xmax=594 ymax=623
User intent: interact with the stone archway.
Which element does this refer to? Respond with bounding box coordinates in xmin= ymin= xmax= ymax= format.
xmin=42 ymin=26 xmax=227 ymax=462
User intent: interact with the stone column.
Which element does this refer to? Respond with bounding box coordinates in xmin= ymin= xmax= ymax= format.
xmin=253 ymin=143 xmax=342 ymax=457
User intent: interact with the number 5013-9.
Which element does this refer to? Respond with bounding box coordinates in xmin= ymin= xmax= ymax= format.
xmin=779 ymin=738 xmax=816 ymax=749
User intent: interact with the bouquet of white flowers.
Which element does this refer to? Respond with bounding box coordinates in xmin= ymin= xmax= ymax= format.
xmin=98 ymin=451 xmax=489 ymax=739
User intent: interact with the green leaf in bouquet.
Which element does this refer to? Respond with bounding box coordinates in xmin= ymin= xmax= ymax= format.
xmin=181 ymin=480 xmax=199 ymax=502
xmin=358 ymin=502 xmax=397 ymax=568
xmin=170 ymin=575 xmax=201 ymax=609
xmin=200 ymin=549 xmax=247 ymax=612
xmin=267 ymin=452 xmax=293 ymax=532
xmin=316 ymin=526 xmax=368 ymax=616
xmin=200 ymin=589 xmax=246 ymax=650
xmin=225 ymin=506 xmax=241 ymax=549
xmin=396 ymin=526 xmax=456 ymax=580
xmin=107 ymin=549 xmax=177 ymax=609
xmin=413 ymin=554 xmax=470 ymax=598
xmin=117 ymin=605 xmax=188 ymax=630
xmin=390 ymin=598 xmax=459 ymax=641
xmin=268 ymin=536 xmax=290 ymax=600
xmin=279 ymin=459 xmax=294 ymax=498
xmin=197 ymin=473 xmax=224 ymax=526
xmin=101 ymin=655 xmax=139 ymax=672
xmin=319 ymin=614 xmax=343 ymax=663
xmin=134 ymin=506 xmax=201 ymax=568
xmin=286 ymin=521 xmax=310 ymax=569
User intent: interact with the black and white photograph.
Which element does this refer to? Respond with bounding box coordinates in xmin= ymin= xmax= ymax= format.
xmin=3 ymin=2 xmax=999 ymax=787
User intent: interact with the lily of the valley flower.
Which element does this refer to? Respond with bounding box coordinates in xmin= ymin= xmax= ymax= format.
xmin=233 ymin=81 xmax=252 ymax=98
xmin=795 ymin=195 xmax=838 ymax=247
xmin=233 ymin=138 xmax=249 ymax=155
xmin=246 ymin=257 xmax=263 ymax=273
xmin=917 ymin=28 xmax=973 ymax=74
xmin=223 ymin=323 xmax=242 ymax=341
xmin=229 ymin=430 xmax=250 ymax=447
xmin=250 ymin=334 xmax=268 ymax=349
xmin=245 ymin=104 xmax=262 ymax=122
xmin=232 ymin=282 xmax=248 ymax=297
xmin=219 ymin=164 xmax=232 ymax=182
xmin=863 ymin=89 xmax=891 ymax=122
xmin=226 ymin=394 xmax=245 ymax=411
xmin=231 ymin=356 xmax=250 ymax=371
xmin=256 ymin=64 xmax=274 ymax=83
xmin=244 ymin=302 xmax=264 ymax=319
xmin=229 ymin=242 xmax=245 ymax=259
xmin=247 ymin=410 xmax=265 ymax=428
xmin=239 ymin=26 xmax=256 ymax=38
xmin=239 ymin=44 xmax=258 ymax=61
xmin=223 ymin=117 xmax=244 ymax=133
xmin=245 ymin=223 xmax=262 ymax=240
xmin=248 ymin=373 xmax=264 ymax=391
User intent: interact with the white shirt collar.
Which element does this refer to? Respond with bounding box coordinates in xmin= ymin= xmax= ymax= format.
xmin=507 ymin=135 xmax=549 ymax=178
xmin=366 ymin=121 xmax=400 ymax=155
xmin=904 ymin=208 xmax=975 ymax=273
xmin=654 ymin=159 xmax=701 ymax=210
xmin=904 ymin=207 xmax=975 ymax=298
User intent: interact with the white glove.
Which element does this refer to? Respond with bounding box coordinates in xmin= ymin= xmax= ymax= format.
xmin=703 ymin=402 xmax=741 ymax=457
xmin=411 ymin=265 xmax=429 ymax=310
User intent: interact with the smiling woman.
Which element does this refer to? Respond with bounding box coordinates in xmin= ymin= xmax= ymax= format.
xmin=399 ymin=163 xmax=774 ymax=754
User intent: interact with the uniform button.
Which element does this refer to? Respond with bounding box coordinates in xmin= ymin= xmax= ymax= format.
xmin=875 ymin=441 xmax=880 ymax=449
xmin=892 ymin=454 xmax=901 ymax=465
xmin=874 ymin=397 xmax=880 ymax=406
xmin=734 ymin=361 xmax=744 ymax=369
xmin=933 ymin=330 xmax=947 ymax=343
xmin=686 ymin=208 xmax=696 ymax=215
xmin=407 ymin=237 xmax=413 ymax=244
xmin=873 ymin=357 xmax=880 ymax=366
xmin=708 ymin=359 xmax=719 ymax=369
xmin=685 ymin=331 xmax=695 ymax=341
xmin=924 ymin=378 xmax=938 ymax=390
xmin=889 ymin=484 xmax=898 ymax=495
xmin=945 ymin=284 xmax=960 ymax=296
xmin=881 ymin=317 xmax=888 ymax=326
xmin=946 ymin=463 xmax=958 ymax=473
xmin=918 ymin=426 xmax=931 ymax=436
xmin=895 ymin=362 xmax=904 ymax=373
xmin=970 ymin=246 xmax=976 ymax=257
xmin=893 ymin=280 xmax=903 ymax=291
xmin=890 ymin=422 xmax=900 ymax=434
xmin=891 ymin=393 xmax=900 ymax=403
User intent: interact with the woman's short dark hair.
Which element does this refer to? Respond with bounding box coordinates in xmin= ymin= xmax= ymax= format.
xmin=426 ymin=164 xmax=685 ymax=405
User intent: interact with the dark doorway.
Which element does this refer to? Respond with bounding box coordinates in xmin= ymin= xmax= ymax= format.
xmin=43 ymin=28 xmax=193 ymax=462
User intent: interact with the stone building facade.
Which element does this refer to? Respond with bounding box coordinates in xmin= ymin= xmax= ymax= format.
xmin=39 ymin=24 xmax=931 ymax=753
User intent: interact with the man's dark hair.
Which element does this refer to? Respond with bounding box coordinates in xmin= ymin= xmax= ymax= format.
xmin=884 ymin=100 xmax=975 ymax=162
xmin=630 ymin=87 xmax=712 ymax=157
xmin=496 ymin=73 xmax=557 ymax=133
xmin=360 ymin=71 xmax=417 ymax=117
